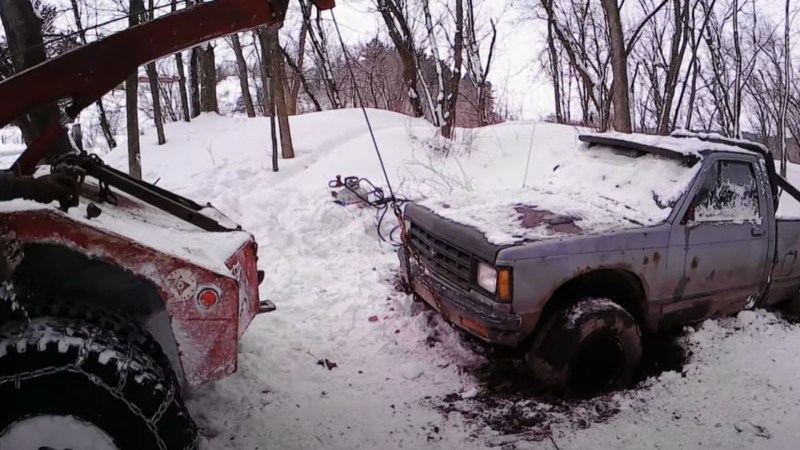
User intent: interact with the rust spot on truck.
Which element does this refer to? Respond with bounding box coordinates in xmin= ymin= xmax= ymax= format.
xmin=514 ymin=205 xmax=581 ymax=235
xmin=643 ymin=256 xmax=650 ymax=265
xmin=691 ymin=257 xmax=698 ymax=269
xmin=653 ymin=252 xmax=661 ymax=264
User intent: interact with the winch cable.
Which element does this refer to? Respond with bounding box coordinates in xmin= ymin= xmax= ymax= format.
xmin=330 ymin=9 xmax=416 ymax=293
xmin=329 ymin=10 xmax=406 ymax=222
xmin=333 ymin=177 xmax=411 ymax=245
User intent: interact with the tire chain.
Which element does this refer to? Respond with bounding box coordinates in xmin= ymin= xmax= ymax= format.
xmin=0 ymin=319 xmax=199 ymax=450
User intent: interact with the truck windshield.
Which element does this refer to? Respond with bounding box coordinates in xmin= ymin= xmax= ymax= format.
xmin=525 ymin=143 xmax=702 ymax=226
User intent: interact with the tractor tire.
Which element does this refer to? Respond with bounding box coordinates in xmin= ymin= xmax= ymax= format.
xmin=0 ymin=316 xmax=198 ymax=450
xmin=527 ymin=298 xmax=642 ymax=396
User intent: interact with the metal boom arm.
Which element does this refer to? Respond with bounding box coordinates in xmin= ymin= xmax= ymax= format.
xmin=0 ymin=0 xmax=334 ymax=175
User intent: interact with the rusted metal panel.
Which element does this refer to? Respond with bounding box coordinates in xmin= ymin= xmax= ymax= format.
xmin=514 ymin=206 xmax=581 ymax=235
xmin=3 ymin=207 xmax=252 ymax=387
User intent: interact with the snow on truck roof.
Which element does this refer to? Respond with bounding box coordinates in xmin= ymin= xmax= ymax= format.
xmin=579 ymin=130 xmax=769 ymax=165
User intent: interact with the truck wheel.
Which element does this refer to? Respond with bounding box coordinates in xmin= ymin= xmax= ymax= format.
xmin=0 ymin=316 xmax=198 ymax=450
xmin=527 ymin=298 xmax=642 ymax=396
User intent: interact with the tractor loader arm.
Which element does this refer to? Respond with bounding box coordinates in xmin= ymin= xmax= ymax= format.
xmin=0 ymin=0 xmax=335 ymax=175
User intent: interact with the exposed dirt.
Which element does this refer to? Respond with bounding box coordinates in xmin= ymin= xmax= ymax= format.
xmin=427 ymin=326 xmax=690 ymax=447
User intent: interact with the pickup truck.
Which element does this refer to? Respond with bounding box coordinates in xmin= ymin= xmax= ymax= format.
xmin=398 ymin=131 xmax=800 ymax=396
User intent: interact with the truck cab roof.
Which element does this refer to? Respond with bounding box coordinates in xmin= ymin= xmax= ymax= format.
xmin=578 ymin=130 xmax=770 ymax=167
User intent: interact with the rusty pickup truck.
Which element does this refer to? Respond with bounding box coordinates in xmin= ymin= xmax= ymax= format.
xmin=399 ymin=131 xmax=800 ymax=395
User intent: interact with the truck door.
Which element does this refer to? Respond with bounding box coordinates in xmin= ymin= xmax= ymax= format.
xmin=664 ymin=155 xmax=770 ymax=324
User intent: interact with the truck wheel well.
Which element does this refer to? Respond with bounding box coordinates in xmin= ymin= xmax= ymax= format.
xmin=540 ymin=269 xmax=647 ymax=328
xmin=8 ymin=243 xmax=184 ymax=383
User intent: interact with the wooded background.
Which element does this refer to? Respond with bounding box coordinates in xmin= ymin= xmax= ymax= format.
xmin=1 ymin=0 xmax=799 ymax=174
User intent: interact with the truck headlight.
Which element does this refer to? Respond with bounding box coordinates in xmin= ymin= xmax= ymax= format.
xmin=477 ymin=262 xmax=498 ymax=293
xmin=477 ymin=262 xmax=512 ymax=303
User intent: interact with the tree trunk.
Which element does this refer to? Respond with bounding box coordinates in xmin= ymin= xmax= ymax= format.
xmin=377 ymin=0 xmax=425 ymax=118
xmin=288 ymin=4 xmax=311 ymax=114
xmin=421 ymin=0 xmax=447 ymax=127
xmin=657 ymin=0 xmax=690 ymax=135
xmin=256 ymin=28 xmax=280 ymax=169
xmin=732 ymin=0 xmax=743 ymax=137
xmin=301 ymin=0 xmax=341 ymax=109
xmin=69 ymin=0 xmax=117 ymax=149
xmin=198 ymin=43 xmax=218 ymax=113
xmin=282 ymin=47 xmax=323 ymax=112
xmin=780 ymin=0 xmax=791 ymax=176
xmin=146 ymin=63 xmax=167 ymax=144
xmin=176 ymin=52 xmax=191 ymax=121
xmin=265 ymin=29 xmax=294 ymax=158
xmin=546 ymin=19 xmax=564 ymax=123
xmin=441 ymin=0 xmax=464 ymax=139
xmin=0 ymin=0 xmax=72 ymax=159
xmin=601 ymin=0 xmax=632 ymax=133
xmin=189 ymin=48 xmax=201 ymax=117
xmin=230 ymin=34 xmax=256 ymax=117
xmin=171 ymin=0 xmax=190 ymax=122
xmin=126 ymin=0 xmax=145 ymax=179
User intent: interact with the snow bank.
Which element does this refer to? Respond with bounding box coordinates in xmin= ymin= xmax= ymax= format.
xmin=13 ymin=109 xmax=800 ymax=449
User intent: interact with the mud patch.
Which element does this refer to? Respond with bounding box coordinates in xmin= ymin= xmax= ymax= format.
xmin=428 ymin=331 xmax=690 ymax=447
xmin=634 ymin=330 xmax=690 ymax=383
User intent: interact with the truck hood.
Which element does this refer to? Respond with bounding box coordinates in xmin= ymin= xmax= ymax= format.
xmin=412 ymin=187 xmax=666 ymax=246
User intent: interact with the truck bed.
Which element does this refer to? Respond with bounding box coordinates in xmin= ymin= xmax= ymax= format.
xmin=770 ymin=218 xmax=800 ymax=304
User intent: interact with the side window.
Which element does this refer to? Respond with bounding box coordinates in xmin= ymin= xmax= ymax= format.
xmin=689 ymin=160 xmax=760 ymax=223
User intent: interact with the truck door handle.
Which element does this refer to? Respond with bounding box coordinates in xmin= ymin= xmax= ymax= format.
xmin=751 ymin=226 xmax=765 ymax=236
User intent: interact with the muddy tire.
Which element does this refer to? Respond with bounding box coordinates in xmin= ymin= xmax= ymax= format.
xmin=0 ymin=316 xmax=198 ymax=450
xmin=527 ymin=298 xmax=642 ymax=396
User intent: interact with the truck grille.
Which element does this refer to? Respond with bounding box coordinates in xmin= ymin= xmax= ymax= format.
xmin=408 ymin=223 xmax=472 ymax=288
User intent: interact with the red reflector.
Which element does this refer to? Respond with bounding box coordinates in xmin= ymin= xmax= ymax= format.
xmin=198 ymin=289 xmax=219 ymax=309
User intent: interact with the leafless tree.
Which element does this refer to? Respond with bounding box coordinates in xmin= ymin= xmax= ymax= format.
xmin=144 ymin=0 xmax=166 ymax=145
xmin=171 ymin=0 xmax=190 ymax=122
xmin=126 ymin=0 xmax=145 ymax=178
xmin=301 ymin=0 xmax=342 ymax=109
xmin=0 ymin=0 xmax=72 ymax=159
xmin=778 ymin=0 xmax=791 ymax=175
xmin=463 ymin=0 xmax=498 ymax=126
xmin=376 ymin=0 xmax=426 ymax=118
xmin=229 ymin=34 xmax=257 ymax=117
xmin=68 ymin=0 xmax=117 ymax=149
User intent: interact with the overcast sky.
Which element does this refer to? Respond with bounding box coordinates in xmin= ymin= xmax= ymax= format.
xmin=329 ymin=0 xmax=553 ymax=120
xmin=2 ymin=0 xmax=796 ymax=122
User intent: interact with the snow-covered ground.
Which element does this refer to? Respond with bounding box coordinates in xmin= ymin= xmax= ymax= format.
xmin=46 ymin=110 xmax=800 ymax=448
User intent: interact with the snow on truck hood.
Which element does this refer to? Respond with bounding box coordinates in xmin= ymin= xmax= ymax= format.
xmin=0 ymin=193 xmax=250 ymax=276
xmin=418 ymin=141 xmax=701 ymax=245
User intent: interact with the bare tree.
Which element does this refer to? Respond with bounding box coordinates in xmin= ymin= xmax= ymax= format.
xmin=464 ymin=0 xmax=498 ymax=126
xmin=229 ymin=34 xmax=256 ymax=117
xmin=198 ymin=41 xmax=218 ymax=113
xmin=145 ymin=0 xmax=166 ymax=144
xmin=282 ymin=46 xmax=323 ymax=112
xmin=601 ymin=0 xmax=633 ymax=132
xmin=68 ymin=0 xmax=117 ymax=149
xmin=126 ymin=0 xmax=146 ymax=179
xmin=301 ymin=0 xmax=342 ymax=109
xmin=0 ymin=0 xmax=72 ymax=159
xmin=376 ymin=0 xmax=426 ymax=118
xmin=779 ymin=0 xmax=791 ymax=175
xmin=256 ymin=30 xmax=279 ymax=171
xmin=421 ymin=0 xmax=447 ymax=127
xmin=172 ymin=0 xmax=190 ymax=122
xmin=189 ymin=47 xmax=200 ymax=117
xmin=441 ymin=0 xmax=465 ymax=139
xmin=264 ymin=28 xmax=295 ymax=158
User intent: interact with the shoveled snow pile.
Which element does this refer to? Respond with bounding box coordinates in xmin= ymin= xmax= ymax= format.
xmin=39 ymin=109 xmax=800 ymax=449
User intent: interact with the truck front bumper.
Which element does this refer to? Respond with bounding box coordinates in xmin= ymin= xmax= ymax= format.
xmin=398 ymin=246 xmax=524 ymax=346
